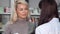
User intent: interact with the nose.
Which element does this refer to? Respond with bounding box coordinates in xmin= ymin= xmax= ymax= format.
xmin=22 ymin=10 xmax=26 ymax=14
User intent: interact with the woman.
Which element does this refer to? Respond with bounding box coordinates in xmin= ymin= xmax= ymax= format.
xmin=3 ymin=0 xmax=34 ymax=34
xmin=35 ymin=0 xmax=60 ymax=34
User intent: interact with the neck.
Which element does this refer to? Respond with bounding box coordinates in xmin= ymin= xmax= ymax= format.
xmin=18 ymin=17 xmax=26 ymax=21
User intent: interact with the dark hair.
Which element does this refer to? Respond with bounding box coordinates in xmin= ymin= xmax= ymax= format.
xmin=38 ymin=0 xmax=59 ymax=26
xmin=39 ymin=0 xmax=56 ymax=9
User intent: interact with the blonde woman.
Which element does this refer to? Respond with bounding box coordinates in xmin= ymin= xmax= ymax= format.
xmin=3 ymin=0 xmax=35 ymax=34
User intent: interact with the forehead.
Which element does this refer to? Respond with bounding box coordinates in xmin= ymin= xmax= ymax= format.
xmin=17 ymin=3 xmax=28 ymax=8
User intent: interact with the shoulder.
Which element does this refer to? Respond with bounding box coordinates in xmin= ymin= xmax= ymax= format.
xmin=49 ymin=18 xmax=59 ymax=23
xmin=4 ymin=21 xmax=16 ymax=30
xmin=36 ymin=23 xmax=49 ymax=30
xmin=36 ymin=18 xmax=59 ymax=29
xmin=4 ymin=24 xmax=13 ymax=29
xmin=5 ymin=21 xmax=15 ymax=27
xmin=35 ymin=21 xmax=52 ymax=33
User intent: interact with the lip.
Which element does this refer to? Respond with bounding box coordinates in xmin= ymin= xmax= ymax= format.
xmin=22 ymin=14 xmax=26 ymax=16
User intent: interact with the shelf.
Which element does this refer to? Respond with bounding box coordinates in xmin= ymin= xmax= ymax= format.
xmin=30 ymin=14 xmax=40 ymax=16
xmin=0 ymin=25 xmax=4 ymax=32
xmin=0 ymin=13 xmax=11 ymax=15
xmin=0 ymin=29 xmax=4 ymax=32
xmin=58 ymin=10 xmax=60 ymax=12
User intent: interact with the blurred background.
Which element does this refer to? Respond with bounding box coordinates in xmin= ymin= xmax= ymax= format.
xmin=0 ymin=0 xmax=60 ymax=34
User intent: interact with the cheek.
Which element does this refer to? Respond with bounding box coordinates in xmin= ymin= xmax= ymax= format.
xmin=17 ymin=11 xmax=22 ymax=16
xmin=16 ymin=10 xmax=21 ymax=17
xmin=25 ymin=11 xmax=28 ymax=14
xmin=25 ymin=10 xmax=29 ymax=14
xmin=24 ymin=11 xmax=29 ymax=17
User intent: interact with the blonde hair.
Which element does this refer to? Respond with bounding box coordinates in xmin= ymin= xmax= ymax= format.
xmin=10 ymin=0 xmax=29 ymax=24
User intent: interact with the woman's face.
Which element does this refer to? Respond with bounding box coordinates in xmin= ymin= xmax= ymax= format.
xmin=16 ymin=4 xmax=29 ymax=19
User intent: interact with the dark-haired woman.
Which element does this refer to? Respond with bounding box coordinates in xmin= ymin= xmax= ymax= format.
xmin=35 ymin=0 xmax=60 ymax=34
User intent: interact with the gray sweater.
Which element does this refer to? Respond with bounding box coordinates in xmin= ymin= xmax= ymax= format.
xmin=3 ymin=19 xmax=35 ymax=34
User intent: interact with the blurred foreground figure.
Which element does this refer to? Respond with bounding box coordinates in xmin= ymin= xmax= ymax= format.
xmin=35 ymin=0 xmax=60 ymax=34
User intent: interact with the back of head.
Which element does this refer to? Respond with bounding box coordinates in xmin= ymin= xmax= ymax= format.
xmin=38 ymin=0 xmax=59 ymax=26
xmin=39 ymin=0 xmax=56 ymax=9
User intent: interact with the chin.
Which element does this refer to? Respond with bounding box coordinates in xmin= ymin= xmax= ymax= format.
xmin=22 ymin=16 xmax=27 ymax=19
